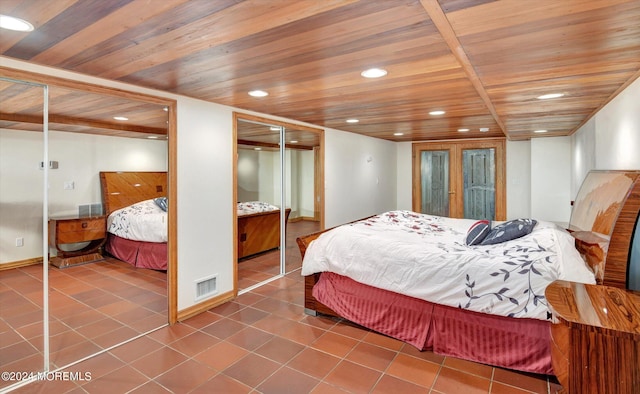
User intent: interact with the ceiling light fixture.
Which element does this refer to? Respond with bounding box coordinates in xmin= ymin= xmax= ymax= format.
xmin=479 ymin=127 xmax=490 ymax=132
xmin=163 ymin=107 xmax=168 ymax=112
xmin=393 ymin=132 xmax=404 ymax=136
xmin=346 ymin=119 xmax=359 ymax=123
xmin=248 ymin=90 xmax=268 ymax=97
xmin=0 ymin=15 xmax=34 ymax=32
xmin=290 ymin=140 xmax=298 ymax=143
xmin=534 ymin=129 xmax=548 ymax=133
xmin=147 ymin=136 xmax=159 ymax=139
xmin=537 ymin=93 xmax=564 ymax=100
xmin=269 ymin=126 xmax=280 ymax=131
xmin=458 ymin=128 xmax=470 ymax=132
xmin=113 ymin=116 xmax=128 ymax=121
xmin=254 ymin=147 xmax=262 ymax=151
xmin=361 ymin=68 xmax=387 ymax=78
xmin=429 ymin=110 xmax=445 ymax=116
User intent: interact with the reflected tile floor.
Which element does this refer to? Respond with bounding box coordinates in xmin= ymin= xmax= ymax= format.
xmin=0 ymin=258 xmax=167 ymax=392
xmin=9 ymin=271 xmax=562 ymax=393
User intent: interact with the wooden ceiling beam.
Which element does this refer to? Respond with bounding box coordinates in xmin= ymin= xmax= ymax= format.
xmin=0 ymin=112 xmax=167 ymax=135
xmin=419 ymin=0 xmax=507 ymax=137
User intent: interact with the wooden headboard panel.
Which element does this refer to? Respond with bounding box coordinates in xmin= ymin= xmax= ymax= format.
xmin=569 ymin=170 xmax=640 ymax=288
xmin=100 ymin=171 xmax=167 ymax=216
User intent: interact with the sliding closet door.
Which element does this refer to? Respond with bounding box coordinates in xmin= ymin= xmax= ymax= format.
xmin=0 ymin=78 xmax=46 ymax=391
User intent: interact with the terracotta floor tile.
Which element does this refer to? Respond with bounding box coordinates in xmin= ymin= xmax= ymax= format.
xmin=310 ymin=381 xmax=352 ymax=393
xmin=228 ymin=306 xmax=270 ymax=325
xmin=492 ymin=368 xmax=550 ymax=393
xmin=254 ymin=336 xmax=305 ymax=364
xmin=182 ymin=311 xmax=221 ymax=329
xmin=191 ymin=373 xmax=252 ymax=394
xmin=146 ymin=323 xmax=196 ymax=344
xmin=345 ymin=342 xmax=396 ymax=372
xmin=311 ymin=331 xmax=359 ymax=358
xmin=288 ymin=347 xmax=341 ymax=380
xmin=127 ymin=380 xmax=172 ymax=393
xmin=257 ymin=366 xmax=320 ymax=394
xmin=130 ymin=347 xmax=188 ymax=379
xmin=79 ymin=365 xmax=149 ymax=394
xmin=372 ymin=374 xmax=429 ymax=393
xmin=279 ymin=321 xmax=325 ymax=345
xmin=444 ymin=356 xmax=494 ymax=379
xmin=65 ymin=351 xmax=126 ymax=380
xmin=433 ymin=367 xmax=491 ymax=394
xmin=200 ymin=318 xmax=247 ymax=340
xmin=399 ymin=344 xmax=446 ymax=364
xmin=222 ymin=353 xmax=280 ymax=387
xmin=109 ymin=335 xmax=164 ymax=364
xmin=490 ymin=381 xmax=541 ymax=394
xmin=49 ymin=340 xmax=102 ymax=369
xmin=154 ymin=358 xmax=217 ymax=392
xmin=226 ymin=326 xmax=274 ymax=351
xmin=328 ymin=320 xmax=369 ymax=340
xmin=193 ymin=341 xmax=249 ymax=371
xmin=91 ymin=325 xmax=139 ymax=349
xmin=208 ymin=301 xmax=244 ymax=317
xmin=234 ymin=291 xmax=266 ymax=307
xmin=386 ymin=353 xmax=440 ymax=388
xmin=362 ymin=331 xmax=404 ymax=351
xmin=324 ymin=360 xmax=382 ymax=393
xmin=167 ymin=330 xmax=219 ymax=357
xmin=252 ymin=314 xmax=295 ymax=335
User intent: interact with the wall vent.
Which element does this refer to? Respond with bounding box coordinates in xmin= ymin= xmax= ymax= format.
xmin=195 ymin=275 xmax=218 ymax=302
xmin=79 ymin=203 xmax=103 ymax=217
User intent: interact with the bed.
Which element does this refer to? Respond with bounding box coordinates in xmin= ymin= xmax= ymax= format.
xmin=237 ymin=201 xmax=291 ymax=259
xmin=100 ymin=171 xmax=168 ymax=270
xmin=297 ymin=170 xmax=640 ymax=376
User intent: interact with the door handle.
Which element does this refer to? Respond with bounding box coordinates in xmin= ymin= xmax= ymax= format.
xmin=448 ymin=191 xmax=455 ymax=194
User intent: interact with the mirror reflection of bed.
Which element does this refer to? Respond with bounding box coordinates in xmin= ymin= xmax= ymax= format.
xmin=236 ymin=116 xmax=322 ymax=291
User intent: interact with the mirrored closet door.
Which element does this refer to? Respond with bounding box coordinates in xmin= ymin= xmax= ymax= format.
xmin=0 ymin=77 xmax=46 ymax=390
xmin=235 ymin=114 xmax=323 ymax=293
xmin=1 ymin=72 xmax=173 ymax=391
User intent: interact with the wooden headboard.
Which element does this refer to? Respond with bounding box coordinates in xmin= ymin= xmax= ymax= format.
xmin=100 ymin=171 xmax=167 ymax=216
xmin=568 ymin=170 xmax=640 ymax=288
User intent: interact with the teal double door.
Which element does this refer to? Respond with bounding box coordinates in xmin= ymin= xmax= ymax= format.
xmin=412 ymin=139 xmax=506 ymax=221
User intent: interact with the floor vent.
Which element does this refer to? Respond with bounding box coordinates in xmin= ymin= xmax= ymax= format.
xmin=195 ymin=275 xmax=218 ymax=302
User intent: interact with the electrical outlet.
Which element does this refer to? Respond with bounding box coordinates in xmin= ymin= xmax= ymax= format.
xmin=64 ymin=181 xmax=75 ymax=190
xmin=16 ymin=237 xmax=24 ymax=247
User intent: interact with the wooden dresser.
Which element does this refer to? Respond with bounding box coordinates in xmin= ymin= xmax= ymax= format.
xmin=546 ymin=280 xmax=640 ymax=393
xmin=48 ymin=215 xmax=107 ymax=268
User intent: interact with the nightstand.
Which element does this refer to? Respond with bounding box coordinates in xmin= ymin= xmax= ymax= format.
xmin=48 ymin=215 xmax=107 ymax=268
xmin=545 ymin=280 xmax=640 ymax=393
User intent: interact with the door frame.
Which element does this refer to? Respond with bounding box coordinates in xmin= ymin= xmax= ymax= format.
xmin=412 ymin=138 xmax=506 ymax=220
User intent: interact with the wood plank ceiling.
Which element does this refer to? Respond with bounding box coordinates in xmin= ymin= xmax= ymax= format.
xmin=0 ymin=0 xmax=639 ymax=142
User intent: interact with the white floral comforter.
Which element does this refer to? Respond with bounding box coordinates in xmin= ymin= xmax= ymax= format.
xmin=107 ymin=199 xmax=167 ymax=243
xmin=237 ymin=201 xmax=279 ymax=216
xmin=301 ymin=211 xmax=595 ymax=321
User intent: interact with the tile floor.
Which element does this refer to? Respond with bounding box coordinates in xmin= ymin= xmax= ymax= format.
xmin=7 ymin=271 xmax=562 ymax=393
xmin=0 ymin=258 xmax=167 ymax=392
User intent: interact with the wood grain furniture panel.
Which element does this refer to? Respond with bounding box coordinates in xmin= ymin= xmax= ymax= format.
xmin=48 ymin=215 xmax=106 ymax=268
xmin=238 ymin=208 xmax=291 ymax=260
xmin=546 ymin=280 xmax=640 ymax=393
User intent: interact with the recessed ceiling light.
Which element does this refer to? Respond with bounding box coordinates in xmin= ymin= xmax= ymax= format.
xmin=0 ymin=15 xmax=34 ymax=32
xmin=429 ymin=110 xmax=445 ymax=116
xmin=346 ymin=119 xmax=359 ymax=123
xmin=269 ymin=126 xmax=280 ymax=131
xmin=113 ymin=116 xmax=128 ymax=121
xmin=147 ymin=136 xmax=159 ymax=139
xmin=393 ymin=132 xmax=404 ymax=136
xmin=163 ymin=107 xmax=168 ymax=112
xmin=248 ymin=90 xmax=268 ymax=97
xmin=479 ymin=127 xmax=490 ymax=132
xmin=534 ymin=129 xmax=548 ymax=133
xmin=537 ymin=93 xmax=564 ymax=100
xmin=458 ymin=128 xmax=470 ymax=132
xmin=361 ymin=68 xmax=387 ymax=78
xmin=290 ymin=140 xmax=298 ymax=143
xmin=254 ymin=147 xmax=262 ymax=151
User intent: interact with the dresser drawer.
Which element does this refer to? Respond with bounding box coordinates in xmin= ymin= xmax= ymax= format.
xmin=54 ymin=217 xmax=106 ymax=244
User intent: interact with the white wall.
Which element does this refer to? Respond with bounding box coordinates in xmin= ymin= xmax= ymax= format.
xmin=530 ymin=137 xmax=572 ymax=222
xmin=396 ymin=142 xmax=413 ymax=211
xmin=324 ymin=128 xmax=397 ymax=227
xmin=505 ymin=140 xmax=531 ymax=220
xmin=0 ymin=128 xmax=167 ymax=264
xmin=571 ymin=76 xmax=640 ymax=190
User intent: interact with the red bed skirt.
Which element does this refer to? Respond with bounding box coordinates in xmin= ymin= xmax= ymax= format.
xmin=313 ymin=272 xmax=553 ymax=375
xmin=105 ymin=234 xmax=167 ymax=270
